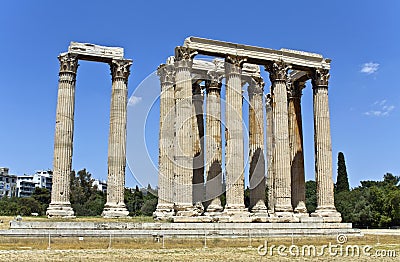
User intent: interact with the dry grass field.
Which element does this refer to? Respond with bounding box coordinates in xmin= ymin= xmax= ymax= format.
xmin=0 ymin=216 xmax=399 ymax=261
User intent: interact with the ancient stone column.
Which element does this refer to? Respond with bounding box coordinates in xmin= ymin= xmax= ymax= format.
xmin=265 ymin=61 xmax=293 ymax=215
xmin=102 ymin=59 xmax=132 ymax=218
xmin=154 ymin=63 xmax=175 ymax=220
xmin=265 ymin=93 xmax=275 ymax=213
xmin=248 ymin=76 xmax=268 ymax=213
xmin=310 ymin=68 xmax=341 ymax=221
xmin=46 ymin=53 xmax=78 ymax=218
xmin=224 ymin=55 xmax=247 ymax=214
xmin=204 ymin=71 xmax=223 ymax=213
xmin=288 ymin=80 xmax=307 ymax=214
xmin=192 ymin=82 xmax=205 ymax=205
xmin=174 ymin=47 xmax=199 ymax=216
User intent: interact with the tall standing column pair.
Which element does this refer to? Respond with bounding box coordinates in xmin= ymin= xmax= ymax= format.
xmin=47 ymin=53 xmax=132 ymax=218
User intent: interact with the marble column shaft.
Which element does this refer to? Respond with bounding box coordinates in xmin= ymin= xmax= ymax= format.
xmin=156 ymin=64 xmax=175 ymax=212
xmin=47 ymin=53 xmax=78 ymax=217
xmin=102 ymin=59 xmax=132 ymax=217
xmin=192 ymin=82 xmax=205 ymax=204
xmin=248 ymin=77 xmax=267 ymax=212
xmin=265 ymin=94 xmax=275 ymax=212
xmin=311 ymin=69 xmax=338 ymax=214
xmin=288 ymin=81 xmax=307 ymax=212
xmin=266 ymin=62 xmax=293 ymax=213
xmin=174 ymin=47 xmax=197 ymax=212
xmin=205 ymin=72 xmax=223 ymax=212
xmin=224 ymin=55 xmax=246 ymax=211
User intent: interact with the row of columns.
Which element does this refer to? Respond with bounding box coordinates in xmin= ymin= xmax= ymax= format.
xmin=46 ymin=53 xmax=132 ymax=218
xmin=155 ymin=47 xmax=341 ymax=221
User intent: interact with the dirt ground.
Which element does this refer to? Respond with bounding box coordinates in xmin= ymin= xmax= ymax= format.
xmin=0 ymin=216 xmax=399 ymax=261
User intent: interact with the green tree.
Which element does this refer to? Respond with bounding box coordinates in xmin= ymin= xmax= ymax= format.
xmin=336 ymin=152 xmax=350 ymax=193
xmin=305 ymin=180 xmax=317 ymax=213
xmin=69 ymin=169 xmax=105 ymax=216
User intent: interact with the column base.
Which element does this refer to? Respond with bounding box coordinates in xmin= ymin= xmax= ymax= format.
xmin=174 ymin=202 xmax=203 ymax=217
xmin=311 ymin=206 xmax=342 ymax=222
xmin=294 ymin=201 xmax=308 ymax=214
xmin=153 ymin=203 xmax=175 ymax=221
xmin=46 ymin=202 xmax=75 ymax=218
xmin=250 ymin=203 xmax=269 ymax=214
xmin=220 ymin=204 xmax=252 ymax=222
xmin=102 ymin=203 xmax=129 ymax=218
xmin=205 ymin=203 xmax=224 ymax=213
xmin=274 ymin=203 xmax=294 ymax=213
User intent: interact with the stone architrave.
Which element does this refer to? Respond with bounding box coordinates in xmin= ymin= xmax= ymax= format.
xmin=310 ymin=68 xmax=341 ymax=222
xmin=192 ymin=82 xmax=205 ymax=205
xmin=46 ymin=53 xmax=78 ymax=218
xmin=102 ymin=59 xmax=132 ymax=218
xmin=288 ymin=80 xmax=308 ymax=214
xmin=265 ymin=61 xmax=293 ymax=216
xmin=248 ymin=76 xmax=268 ymax=214
xmin=224 ymin=55 xmax=248 ymax=215
xmin=204 ymin=69 xmax=223 ymax=213
xmin=174 ymin=47 xmax=200 ymax=216
xmin=265 ymin=93 xmax=275 ymax=213
xmin=154 ymin=62 xmax=175 ymax=220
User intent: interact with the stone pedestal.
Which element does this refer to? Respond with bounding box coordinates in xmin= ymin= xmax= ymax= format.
xmin=102 ymin=59 xmax=132 ymax=218
xmin=47 ymin=53 xmax=78 ymax=218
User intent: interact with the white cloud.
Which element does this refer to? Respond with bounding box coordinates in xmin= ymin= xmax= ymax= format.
xmin=364 ymin=100 xmax=395 ymax=117
xmin=360 ymin=62 xmax=379 ymax=75
xmin=128 ymin=96 xmax=142 ymax=107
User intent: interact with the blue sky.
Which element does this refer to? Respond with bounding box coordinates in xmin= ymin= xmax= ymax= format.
xmin=0 ymin=0 xmax=398 ymax=188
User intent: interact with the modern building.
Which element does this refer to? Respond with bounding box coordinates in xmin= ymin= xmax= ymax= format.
xmin=16 ymin=170 xmax=53 ymax=197
xmin=0 ymin=167 xmax=17 ymax=198
xmin=92 ymin=179 xmax=107 ymax=194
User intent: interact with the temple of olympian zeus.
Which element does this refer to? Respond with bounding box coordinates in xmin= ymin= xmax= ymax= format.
xmin=154 ymin=37 xmax=342 ymax=223
xmin=47 ymin=38 xmax=341 ymax=223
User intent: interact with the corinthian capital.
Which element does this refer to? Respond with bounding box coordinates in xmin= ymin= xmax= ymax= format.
xmin=110 ymin=59 xmax=132 ymax=82
xmin=157 ymin=64 xmax=175 ymax=84
xmin=225 ymin=55 xmax=247 ymax=75
xmin=288 ymin=80 xmax=305 ymax=99
xmin=265 ymin=61 xmax=291 ymax=82
xmin=311 ymin=68 xmax=330 ymax=87
xmin=58 ymin=53 xmax=79 ymax=73
xmin=174 ymin=47 xmax=197 ymax=61
xmin=206 ymin=70 xmax=223 ymax=90
xmin=248 ymin=76 xmax=264 ymax=96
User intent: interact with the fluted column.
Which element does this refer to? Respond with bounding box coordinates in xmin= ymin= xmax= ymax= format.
xmin=154 ymin=63 xmax=175 ymax=220
xmin=204 ymin=71 xmax=223 ymax=213
xmin=248 ymin=76 xmax=268 ymax=213
xmin=224 ymin=55 xmax=247 ymax=213
xmin=192 ymin=82 xmax=205 ymax=205
xmin=265 ymin=94 xmax=275 ymax=213
xmin=265 ymin=61 xmax=293 ymax=214
xmin=102 ymin=59 xmax=132 ymax=218
xmin=174 ymin=47 xmax=198 ymax=215
xmin=310 ymin=68 xmax=341 ymax=220
xmin=47 ymin=53 xmax=78 ymax=218
xmin=288 ymin=81 xmax=307 ymax=214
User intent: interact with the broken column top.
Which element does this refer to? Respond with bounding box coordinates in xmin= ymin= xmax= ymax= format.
xmin=65 ymin=42 xmax=125 ymax=63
